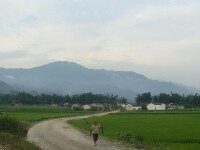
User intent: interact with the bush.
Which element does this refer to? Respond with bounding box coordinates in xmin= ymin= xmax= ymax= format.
xmin=141 ymin=104 xmax=147 ymax=110
xmin=0 ymin=115 xmax=27 ymax=136
xmin=184 ymin=104 xmax=192 ymax=108
xmin=117 ymin=131 xmax=145 ymax=149
xmin=135 ymin=135 xmax=144 ymax=143
xmin=135 ymin=135 xmax=145 ymax=149
xmin=73 ymin=106 xmax=82 ymax=111
xmin=116 ymin=131 xmax=134 ymax=143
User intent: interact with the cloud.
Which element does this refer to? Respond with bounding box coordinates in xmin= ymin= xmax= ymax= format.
xmin=22 ymin=15 xmax=37 ymax=24
xmin=0 ymin=50 xmax=28 ymax=59
xmin=0 ymin=0 xmax=200 ymax=87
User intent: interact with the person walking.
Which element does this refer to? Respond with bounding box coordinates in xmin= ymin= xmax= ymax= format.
xmin=90 ymin=121 xmax=102 ymax=146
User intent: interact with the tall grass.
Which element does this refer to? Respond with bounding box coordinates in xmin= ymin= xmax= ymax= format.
xmin=0 ymin=115 xmax=27 ymax=136
xmin=0 ymin=115 xmax=41 ymax=149
xmin=0 ymin=132 xmax=41 ymax=150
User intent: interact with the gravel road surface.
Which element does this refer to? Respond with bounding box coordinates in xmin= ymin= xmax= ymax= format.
xmin=27 ymin=111 xmax=135 ymax=150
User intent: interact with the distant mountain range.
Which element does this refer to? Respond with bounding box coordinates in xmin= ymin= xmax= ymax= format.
xmin=0 ymin=81 xmax=13 ymax=93
xmin=0 ymin=61 xmax=199 ymax=99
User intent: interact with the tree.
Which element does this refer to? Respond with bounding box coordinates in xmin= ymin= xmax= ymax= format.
xmin=135 ymin=92 xmax=152 ymax=105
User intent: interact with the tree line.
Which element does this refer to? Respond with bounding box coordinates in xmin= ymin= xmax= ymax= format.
xmin=0 ymin=92 xmax=127 ymax=105
xmin=135 ymin=92 xmax=200 ymax=107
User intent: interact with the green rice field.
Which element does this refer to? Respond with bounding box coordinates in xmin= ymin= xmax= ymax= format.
xmin=69 ymin=110 xmax=200 ymax=150
xmin=0 ymin=105 xmax=92 ymax=122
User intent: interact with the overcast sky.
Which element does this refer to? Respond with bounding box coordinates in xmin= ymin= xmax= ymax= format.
xmin=0 ymin=0 xmax=200 ymax=88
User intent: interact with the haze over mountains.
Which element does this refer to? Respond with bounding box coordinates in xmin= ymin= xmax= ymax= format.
xmin=0 ymin=61 xmax=198 ymax=99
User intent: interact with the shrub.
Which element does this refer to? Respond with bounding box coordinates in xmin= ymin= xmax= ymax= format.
xmin=116 ymin=132 xmax=145 ymax=149
xmin=0 ymin=115 xmax=27 ymax=136
xmin=135 ymin=135 xmax=144 ymax=143
xmin=73 ymin=106 xmax=82 ymax=111
xmin=116 ymin=131 xmax=134 ymax=143
xmin=184 ymin=104 xmax=192 ymax=108
xmin=135 ymin=135 xmax=145 ymax=149
xmin=141 ymin=104 xmax=147 ymax=110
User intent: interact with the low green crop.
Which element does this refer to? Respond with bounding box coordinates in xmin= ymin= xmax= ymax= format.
xmin=69 ymin=111 xmax=200 ymax=150
xmin=0 ymin=105 xmax=93 ymax=122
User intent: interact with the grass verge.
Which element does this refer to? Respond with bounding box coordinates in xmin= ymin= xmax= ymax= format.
xmin=0 ymin=132 xmax=41 ymax=150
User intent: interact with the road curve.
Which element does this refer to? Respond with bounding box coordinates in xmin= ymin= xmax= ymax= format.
xmin=27 ymin=111 xmax=134 ymax=150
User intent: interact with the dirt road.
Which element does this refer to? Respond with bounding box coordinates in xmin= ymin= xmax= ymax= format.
xmin=27 ymin=111 xmax=135 ymax=150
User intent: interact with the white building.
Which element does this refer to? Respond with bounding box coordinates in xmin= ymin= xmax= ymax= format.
xmin=147 ymin=103 xmax=166 ymax=110
xmin=82 ymin=104 xmax=91 ymax=110
xmin=125 ymin=104 xmax=133 ymax=111
xmin=63 ymin=103 xmax=69 ymax=107
xmin=132 ymin=106 xmax=141 ymax=110
xmin=121 ymin=104 xmax=126 ymax=108
xmin=177 ymin=105 xmax=184 ymax=109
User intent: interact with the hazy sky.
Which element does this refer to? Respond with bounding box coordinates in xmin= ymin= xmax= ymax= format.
xmin=0 ymin=0 xmax=200 ymax=88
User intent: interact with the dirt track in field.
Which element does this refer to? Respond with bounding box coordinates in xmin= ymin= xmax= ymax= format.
xmin=27 ymin=111 xmax=135 ymax=150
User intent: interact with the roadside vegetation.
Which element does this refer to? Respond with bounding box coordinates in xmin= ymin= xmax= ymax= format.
xmin=69 ymin=110 xmax=200 ymax=150
xmin=0 ymin=105 xmax=94 ymax=149
xmin=0 ymin=132 xmax=41 ymax=150
xmin=0 ymin=115 xmax=41 ymax=150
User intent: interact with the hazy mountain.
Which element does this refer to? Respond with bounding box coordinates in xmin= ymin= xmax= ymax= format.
xmin=0 ymin=80 xmax=15 ymax=93
xmin=0 ymin=61 xmax=198 ymax=99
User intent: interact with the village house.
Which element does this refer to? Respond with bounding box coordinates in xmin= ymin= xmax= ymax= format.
xmin=63 ymin=103 xmax=69 ymax=107
xmin=167 ymin=103 xmax=177 ymax=110
xmin=125 ymin=104 xmax=133 ymax=111
xmin=90 ymin=104 xmax=103 ymax=108
xmin=132 ymin=106 xmax=141 ymax=110
xmin=119 ymin=104 xmax=141 ymax=111
xmin=51 ymin=104 xmax=57 ymax=107
xmin=147 ymin=103 xmax=166 ymax=110
xmin=90 ymin=103 xmax=104 ymax=111
xmin=121 ymin=104 xmax=126 ymax=108
xmin=167 ymin=103 xmax=185 ymax=110
xmin=132 ymin=104 xmax=141 ymax=110
xmin=82 ymin=104 xmax=91 ymax=111
xmin=177 ymin=105 xmax=185 ymax=109
xmin=71 ymin=104 xmax=81 ymax=110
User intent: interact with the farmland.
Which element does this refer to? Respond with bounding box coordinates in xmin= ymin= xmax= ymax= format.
xmin=0 ymin=105 xmax=93 ymax=150
xmin=69 ymin=110 xmax=200 ymax=150
xmin=0 ymin=105 xmax=93 ymax=122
